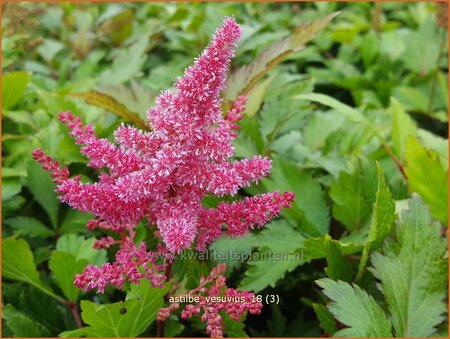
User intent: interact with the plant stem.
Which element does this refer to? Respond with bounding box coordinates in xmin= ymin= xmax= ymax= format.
xmin=68 ymin=302 xmax=83 ymax=329
xmin=156 ymin=260 xmax=174 ymax=337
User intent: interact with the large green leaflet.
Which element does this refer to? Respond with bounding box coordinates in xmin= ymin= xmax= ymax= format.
xmin=317 ymin=196 xmax=447 ymax=337
xmin=60 ymin=280 xmax=169 ymax=337
xmin=2 ymin=237 xmax=64 ymax=302
xmin=316 ymin=278 xmax=392 ymax=337
xmin=370 ymin=195 xmax=447 ymax=337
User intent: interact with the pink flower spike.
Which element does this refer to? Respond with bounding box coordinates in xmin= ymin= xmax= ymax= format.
xmin=34 ymin=17 xmax=296 ymax=295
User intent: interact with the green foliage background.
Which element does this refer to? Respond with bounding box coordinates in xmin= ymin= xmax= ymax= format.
xmin=2 ymin=2 xmax=448 ymax=337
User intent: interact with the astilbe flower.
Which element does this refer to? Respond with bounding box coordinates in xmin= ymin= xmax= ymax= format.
xmin=33 ymin=17 xmax=294 ymax=336
xmin=158 ymin=263 xmax=263 ymax=338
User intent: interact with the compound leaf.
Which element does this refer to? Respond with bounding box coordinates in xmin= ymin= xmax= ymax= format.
xmin=316 ymin=278 xmax=392 ymax=337
xmin=370 ymin=195 xmax=448 ymax=337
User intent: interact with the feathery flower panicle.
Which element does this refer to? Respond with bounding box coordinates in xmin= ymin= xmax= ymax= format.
xmin=33 ymin=17 xmax=294 ymax=332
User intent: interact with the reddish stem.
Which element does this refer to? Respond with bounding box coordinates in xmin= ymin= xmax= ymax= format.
xmin=156 ymin=260 xmax=174 ymax=337
xmin=65 ymin=301 xmax=83 ymax=329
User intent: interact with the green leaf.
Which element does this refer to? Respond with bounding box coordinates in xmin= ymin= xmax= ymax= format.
xmin=59 ymin=209 xmax=93 ymax=235
xmin=61 ymin=280 xmax=169 ymax=337
xmin=370 ymin=195 xmax=448 ymax=337
xmin=172 ymin=254 xmax=210 ymax=291
xmin=256 ymin=220 xmax=305 ymax=253
xmin=223 ymin=313 xmax=248 ymax=337
xmin=56 ymin=234 xmax=107 ymax=266
xmin=26 ymin=160 xmax=60 ymax=228
xmin=164 ymin=317 xmax=185 ymax=337
xmin=390 ymin=97 xmax=417 ymax=160
xmin=295 ymin=93 xmax=369 ymax=125
xmin=356 ymin=162 xmax=396 ymax=281
xmin=95 ymin=81 xmax=156 ymax=120
xmin=2 ymin=304 xmax=51 ymax=337
xmin=209 ymin=234 xmax=256 ymax=270
xmin=98 ymin=36 xmax=149 ymax=86
xmin=329 ymin=158 xmax=377 ymax=231
xmin=313 ymin=303 xmax=337 ymax=336
xmin=405 ymin=137 xmax=448 ymax=223
xmin=300 ymin=236 xmax=363 ymax=261
xmin=59 ymin=327 xmax=95 ymax=338
xmin=323 ymin=234 xmax=353 ymax=282
xmin=303 ymin=111 xmax=346 ymax=151
xmin=37 ymin=38 xmax=65 ymax=63
xmin=71 ymin=87 xmax=149 ymax=131
xmin=262 ymin=156 xmax=329 ymax=236
xmin=244 ymin=74 xmax=275 ymax=117
xmin=1 ymin=180 xmax=22 ymax=201
xmin=239 ymin=221 xmax=305 ymax=292
xmin=401 ymin=20 xmax=441 ymax=75
xmin=4 ymin=284 xmax=73 ymax=335
xmin=2 ymin=237 xmax=63 ymax=302
xmin=238 ymin=254 xmax=300 ymax=293
xmin=49 ymin=251 xmax=89 ymax=303
xmin=316 ymin=278 xmax=392 ymax=337
xmin=224 ymin=13 xmax=338 ymax=101
xmin=2 ymin=71 xmax=31 ymax=110
xmin=4 ymin=216 xmax=54 ymax=238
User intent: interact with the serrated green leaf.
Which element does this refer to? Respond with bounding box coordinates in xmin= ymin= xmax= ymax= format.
xmin=329 ymin=158 xmax=377 ymax=231
xmin=56 ymin=234 xmax=107 ymax=266
xmin=404 ymin=138 xmax=448 ymax=224
xmin=390 ymin=97 xmax=417 ymax=160
xmin=256 ymin=220 xmax=305 ymax=253
xmin=370 ymin=195 xmax=448 ymax=337
xmin=316 ymin=278 xmax=392 ymax=337
xmin=164 ymin=317 xmax=185 ymax=337
xmin=4 ymin=284 xmax=74 ymax=335
xmin=49 ymin=251 xmax=89 ymax=303
xmin=4 ymin=216 xmax=54 ymax=238
xmin=223 ymin=313 xmax=248 ymax=337
xmin=210 ymin=234 xmax=256 ymax=270
xmin=323 ymin=234 xmax=353 ymax=282
xmin=262 ymin=156 xmax=329 ymax=236
xmin=238 ymin=255 xmax=299 ymax=293
xmin=2 ymin=179 xmax=22 ymax=201
xmin=356 ymin=162 xmax=396 ymax=281
xmin=239 ymin=221 xmax=304 ymax=292
xmin=2 ymin=71 xmax=31 ymax=110
xmin=63 ymin=280 xmax=168 ymax=337
xmin=98 ymin=36 xmax=148 ymax=86
xmin=224 ymin=13 xmax=338 ymax=101
xmin=313 ymin=303 xmax=337 ymax=336
xmin=300 ymin=236 xmax=363 ymax=260
xmin=2 ymin=304 xmax=51 ymax=337
xmin=2 ymin=237 xmax=64 ymax=302
xmin=26 ymin=160 xmax=60 ymax=228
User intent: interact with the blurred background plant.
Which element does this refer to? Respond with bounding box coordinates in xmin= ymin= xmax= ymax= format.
xmin=2 ymin=2 xmax=448 ymax=337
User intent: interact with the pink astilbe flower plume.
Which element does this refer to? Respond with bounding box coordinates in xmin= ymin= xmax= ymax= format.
xmin=33 ymin=17 xmax=294 ymax=299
